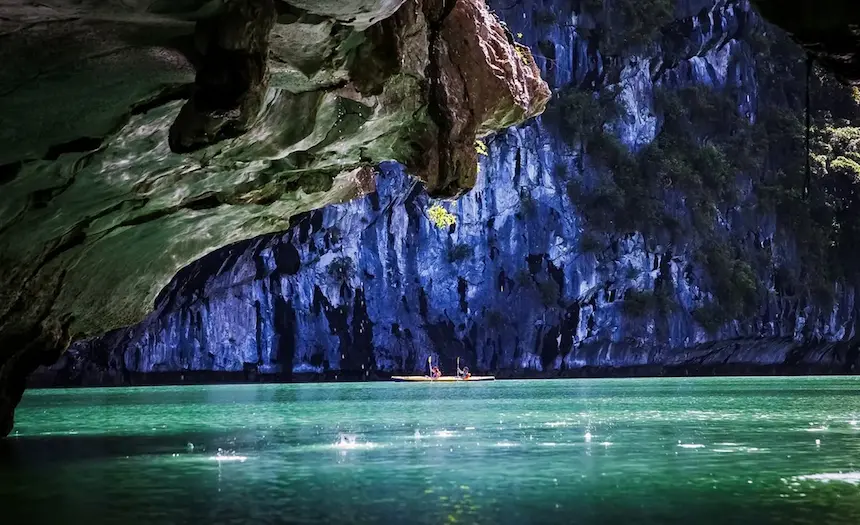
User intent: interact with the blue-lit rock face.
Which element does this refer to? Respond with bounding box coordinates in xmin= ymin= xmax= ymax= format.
xmin=37 ymin=0 xmax=860 ymax=385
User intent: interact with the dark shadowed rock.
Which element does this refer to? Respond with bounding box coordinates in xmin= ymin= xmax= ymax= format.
xmin=751 ymin=0 xmax=860 ymax=85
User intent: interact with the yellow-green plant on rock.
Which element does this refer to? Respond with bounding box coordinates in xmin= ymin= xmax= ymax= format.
xmin=475 ymin=139 xmax=489 ymax=156
xmin=514 ymin=45 xmax=529 ymax=65
xmin=427 ymin=204 xmax=457 ymax=229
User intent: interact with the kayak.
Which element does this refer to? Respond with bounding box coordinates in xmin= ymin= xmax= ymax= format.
xmin=401 ymin=357 xmax=492 ymax=382
xmin=391 ymin=375 xmax=495 ymax=382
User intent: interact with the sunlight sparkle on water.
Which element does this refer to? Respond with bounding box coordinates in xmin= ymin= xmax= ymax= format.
xmin=8 ymin=377 xmax=860 ymax=525
xmin=332 ymin=433 xmax=378 ymax=450
xmin=211 ymin=455 xmax=248 ymax=462
xmin=794 ymin=473 xmax=860 ymax=485
xmin=211 ymin=449 xmax=248 ymax=463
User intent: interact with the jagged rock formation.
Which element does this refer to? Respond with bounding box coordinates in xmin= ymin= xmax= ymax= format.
xmin=0 ymin=0 xmax=549 ymax=436
xmin=36 ymin=0 xmax=860 ymax=391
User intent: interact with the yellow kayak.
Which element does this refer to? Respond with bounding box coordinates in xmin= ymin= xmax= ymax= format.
xmin=391 ymin=375 xmax=495 ymax=382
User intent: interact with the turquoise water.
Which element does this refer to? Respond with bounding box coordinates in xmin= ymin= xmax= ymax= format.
xmin=2 ymin=377 xmax=860 ymax=524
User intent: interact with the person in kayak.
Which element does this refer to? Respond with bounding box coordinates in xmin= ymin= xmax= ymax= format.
xmin=456 ymin=358 xmax=471 ymax=380
xmin=428 ymin=356 xmax=442 ymax=379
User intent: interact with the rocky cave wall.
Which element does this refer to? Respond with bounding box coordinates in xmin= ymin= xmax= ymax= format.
xmin=0 ymin=0 xmax=549 ymax=435
xmin=31 ymin=0 xmax=860 ymax=386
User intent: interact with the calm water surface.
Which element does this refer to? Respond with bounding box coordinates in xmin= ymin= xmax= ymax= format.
xmin=2 ymin=377 xmax=860 ymax=524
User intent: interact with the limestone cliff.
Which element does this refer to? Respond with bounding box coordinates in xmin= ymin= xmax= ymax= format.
xmin=38 ymin=0 xmax=860 ymax=390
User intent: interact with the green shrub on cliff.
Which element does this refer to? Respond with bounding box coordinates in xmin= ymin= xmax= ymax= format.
xmin=701 ymin=242 xmax=760 ymax=319
xmin=556 ymin=88 xmax=621 ymax=140
xmin=602 ymin=0 xmax=674 ymax=54
xmin=559 ymin=83 xmax=745 ymax=240
xmin=691 ymin=301 xmax=725 ymax=333
xmin=830 ymin=156 xmax=860 ymax=180
xmin=622 ymin=289 xmax=656 ymax=317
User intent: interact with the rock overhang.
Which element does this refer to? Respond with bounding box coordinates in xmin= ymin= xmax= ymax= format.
xmin=0 ymin=0 xmax=549 ymax=334
xmin=0 ymin=0 xmax=549 ymax=436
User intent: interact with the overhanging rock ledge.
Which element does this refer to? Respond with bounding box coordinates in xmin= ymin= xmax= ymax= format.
xmin=0 ymin=0 xmax=550 ymax=437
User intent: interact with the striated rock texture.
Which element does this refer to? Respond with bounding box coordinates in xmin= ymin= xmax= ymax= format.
xmin=0 ymin=0 xmax=548 ymax=436
xmin=37 ymin=0 xmax=860 ymax=391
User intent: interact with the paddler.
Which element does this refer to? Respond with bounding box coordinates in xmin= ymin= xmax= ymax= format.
xmin=456 ymin=358 xmax=471 ymax=380
xmin=428 ymin=356 xmax=442 ymax=379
